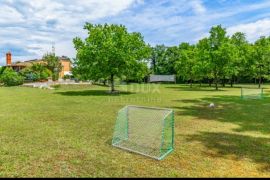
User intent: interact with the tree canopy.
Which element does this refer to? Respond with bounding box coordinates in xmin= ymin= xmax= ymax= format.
xmin=149 ymin=25 xmax=270 ymax=89
xmin=73 ymin=23 xmax=270 ymax=90
xmin=73 ymin=23 xmax=151 ymax=92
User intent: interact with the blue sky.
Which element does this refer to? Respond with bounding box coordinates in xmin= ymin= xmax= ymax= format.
xmin=1 ymin=0 xmax=270 ymax=65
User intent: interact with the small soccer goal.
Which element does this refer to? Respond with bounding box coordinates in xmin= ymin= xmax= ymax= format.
xmin=241 ymin=88 xmax=264 ymax=99
xmin=112 ymin=105 xmax=174 ymax=160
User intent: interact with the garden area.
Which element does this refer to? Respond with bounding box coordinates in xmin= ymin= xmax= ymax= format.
xmin=0 ymin=83 xmax=269 ymax=177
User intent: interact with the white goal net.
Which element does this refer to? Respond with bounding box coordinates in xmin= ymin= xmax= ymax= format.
xmin=241 ymin=88 xmax=263 ymax=99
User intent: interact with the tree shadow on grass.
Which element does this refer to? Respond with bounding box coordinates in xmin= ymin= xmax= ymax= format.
xmin=166 ymin=85 xmax=227 ymax=92
xmin=186 ymin=132 xmax=270 ymax=172
xmin=172 ymin=99 xmax=202 ymax=104
xmin=55 ymin=90 xmax=135 ymax=96
xmin=173 ymin=95 xmax=270 ymax=134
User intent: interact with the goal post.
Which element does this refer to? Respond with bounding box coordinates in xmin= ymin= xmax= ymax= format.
xmin=112 ymin=105 xmax=174 ymax=160
xmin=241 ymin=87 xmax=264 ymax=99
xmin=149 ymin=75 xmax=176 ymax=83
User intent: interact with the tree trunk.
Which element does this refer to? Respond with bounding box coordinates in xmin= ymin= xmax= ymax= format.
xmin=259 ymin=66 xmax=262 ymax=88
xmin=190 ymin=72 xmax=193 ymax=88
xmin=214 ymin=73 xmax=218 ymax=90
xmin=214 ymin=64 xmax=218 ymax=90
xmin=110 ymin=74 xmax=115 ymax=92
xmin=230 ymin=76 xmax=233 ymax=87
xmin=209 ymin=79 xmax=212 ymax=87
xmin=222 ymin=76 xmax=225 ymax=87
xmin=153 ymin=58 xmax=156 ymax=74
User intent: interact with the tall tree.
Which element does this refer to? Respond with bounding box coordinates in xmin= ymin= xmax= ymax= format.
xmin=73 ymin=23 xmax=151 ymax=92
xmin=253 ymin=36 xmax=270 ymax=88
xmin=150 ymin=45 xmax=168 ymax=74
xmin=229 ymin=32 xmax=249 ymax=86
xmin=197 ymin=38 xmax=212 ymax=86
xmin=218 ymin=41 xmax=235 ymax=87
xmin=208 ymin=25 xmax=229 ymax=90
xmin=165 ymin=46 xmax=179 ymax=75
xmin=175 ymin=43 xmax=198 ymax=87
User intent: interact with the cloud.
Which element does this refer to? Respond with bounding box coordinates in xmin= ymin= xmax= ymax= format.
xmin=0 ymin=0 xmax=137 ymax=65
xmin=190 ymin=0 xmax=206 ymax=15
xmin=227 ymin=18 xmax=270 ymax=42
xmin=99 ymin=0 xmax=208 ymax=45
xmin=1 ymin=0 xmax=270 ymax=66
xmin=0 ymin=4 xmax=24 ymax=24
xmin=97 ymin=0 xmax=270 ymax=46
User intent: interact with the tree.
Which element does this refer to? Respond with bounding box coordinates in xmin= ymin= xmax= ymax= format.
xmin=218 ymin=41 xmax=235 ymax=87
xmin=196 ymin=38 xmax=212 ymax=86
xmin=150 ymin=45 xmax=167 ymax=74
xmin=150 ymin=45 xmax=179 ymax=77
xmin=264 ymin=36 xmax=270 ymax=82
xmin=175 ymin=43 xmax=198 ymax=87
xmin=148 ymin=27 xmax=270 ymax=88
xmin=125 ymin=60 xmax=149 ymax=83
xmin=229 ymin=32 xmax=249 ymax=86
xmin=73 ymin=23 xmax=151 ymax=92
xmin=209 ymin=25 xmax=230 ymax=90
xmin=253 ymin=36 xmax=270 ymax=88
xmin=165 ymin=46 xmax=180 ymax=75
xmin=43 ymin=53 xmax=62 ymax=81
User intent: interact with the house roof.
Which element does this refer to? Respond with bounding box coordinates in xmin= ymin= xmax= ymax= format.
xmin=9 ymin=59 xmax=45 ymax=67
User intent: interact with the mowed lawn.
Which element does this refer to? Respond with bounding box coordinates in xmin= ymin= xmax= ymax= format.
xmin=0 ymin=83 xmax=269 ymax=177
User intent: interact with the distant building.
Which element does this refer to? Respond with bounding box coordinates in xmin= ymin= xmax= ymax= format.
xmin=4 ymin=52 xmax=72 ymax=78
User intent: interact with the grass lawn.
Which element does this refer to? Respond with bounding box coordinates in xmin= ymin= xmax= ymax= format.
xmin=0 ymin=83 xmax=269 ymax=177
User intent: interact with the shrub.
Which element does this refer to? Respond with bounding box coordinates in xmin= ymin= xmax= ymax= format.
xmin=52 ymin=73 xmax=57 ymax=81
xmin=63 ymin=74 xmax=71 ymax=80
xmin=19 ymin=67 xmax=37 ymax=81
xmin=19 ymin=65 xmax=52 ymax=82
xmin=40 ymin=69 xmax=52 ymax=81
xmin=0 ymin=67 xmax=5 ymax=75
xmin=1 ymin=68 xmax=24 ymax=86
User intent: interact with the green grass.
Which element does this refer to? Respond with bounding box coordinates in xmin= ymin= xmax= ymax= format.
xmin=0 ymin=83 xmax=269 ymax=177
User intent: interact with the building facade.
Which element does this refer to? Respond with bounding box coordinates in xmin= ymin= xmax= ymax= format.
xmin=4 ymin=52 xmax=72 ymax=78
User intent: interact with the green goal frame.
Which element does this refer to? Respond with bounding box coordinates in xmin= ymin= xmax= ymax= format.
xmin=112 ymin=105 xmax=174 ymax=160
xmin=241 ymin=87 xmax=264 ymax=99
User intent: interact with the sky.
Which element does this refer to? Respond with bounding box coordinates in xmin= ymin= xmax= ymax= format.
xmin=1 ymin=0 xmax=270 ymax=65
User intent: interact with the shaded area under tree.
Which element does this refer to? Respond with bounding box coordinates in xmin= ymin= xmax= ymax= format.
xmin=186 ymin=132 xmax=270 ymax=172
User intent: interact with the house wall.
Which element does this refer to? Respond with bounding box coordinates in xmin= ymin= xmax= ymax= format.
xmin=59 ymin=60 xmax=72 ymax=78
